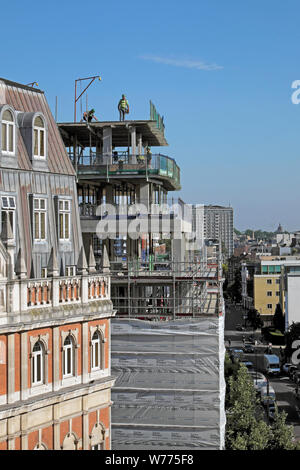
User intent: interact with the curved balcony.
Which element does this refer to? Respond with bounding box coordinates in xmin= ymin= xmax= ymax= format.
xmin=69 ymin=152 xmax=181 ymax=191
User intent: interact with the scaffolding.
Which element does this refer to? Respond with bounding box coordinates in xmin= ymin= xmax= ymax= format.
xmin=110 ymin=259 xmax=222 ymax=320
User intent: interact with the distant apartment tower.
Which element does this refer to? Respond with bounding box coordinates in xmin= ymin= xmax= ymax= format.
xmin=204 ymin=205 xmax=234 ymax=258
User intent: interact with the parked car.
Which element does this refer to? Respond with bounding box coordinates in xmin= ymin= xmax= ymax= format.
xmin=248 ymin=371 xmax=267 ymax=392
xmin=293 ymin=371 xmax=300 ymax=384
xmin=268 ymin=404 xmax=276 ymax=421
xmin=231 ymin=348 xmax=244 ymax=360
xmin=260 ymin=385 xmax=276 ymax=406
xmin=241 ymin=361 xmax=254 ymax=370
xmin=243 ymin=344 xmax=255 ymax=354
xmin=236 ymin=324 xmax=245 ymax=331
xmin=247 ymin=335 xmax=256 ymax=345
xmin=294 ymin=387 xmax=300 ymax=400
xmin=281 ymin=363 xmax=293 ymax=375
xmin=288 ymin=365 xmax=298 ymax=379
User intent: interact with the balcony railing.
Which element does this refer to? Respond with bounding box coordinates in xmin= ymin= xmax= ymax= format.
xmin=26 ymin=274 xmax=109 ymax=309
xmin=110 ymin=259 xmax=217 ymax=279
xmin=79 ymin=197 xmax=189 ymax=219
xmin=69 ymin=151 xmax=181 ymax=190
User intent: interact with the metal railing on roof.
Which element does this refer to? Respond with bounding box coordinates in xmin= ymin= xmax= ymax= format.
xmin=68 ymin=151 xmax=181 ymax=189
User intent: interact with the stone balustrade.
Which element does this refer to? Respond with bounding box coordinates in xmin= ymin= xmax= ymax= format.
xmin=26 ymin=274 xmax=109 ymax=309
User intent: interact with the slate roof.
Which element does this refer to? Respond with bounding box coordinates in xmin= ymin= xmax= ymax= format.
xmin=0 ymin=78 xmax=75 ymax=176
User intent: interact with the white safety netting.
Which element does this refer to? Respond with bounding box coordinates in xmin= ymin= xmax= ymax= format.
xmin=111 ymin=316 xmax=226 ymax=450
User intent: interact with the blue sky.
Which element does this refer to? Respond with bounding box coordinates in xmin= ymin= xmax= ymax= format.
xmin=2 ymin=0 xmax=300 ymax=231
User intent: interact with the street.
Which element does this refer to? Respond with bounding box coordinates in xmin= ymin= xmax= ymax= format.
xmin=224 ymin=301 xmax=300 ymax=440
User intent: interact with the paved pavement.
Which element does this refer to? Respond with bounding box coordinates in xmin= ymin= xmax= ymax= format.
xmin=224 ymin=301 xmax=300 ymax=441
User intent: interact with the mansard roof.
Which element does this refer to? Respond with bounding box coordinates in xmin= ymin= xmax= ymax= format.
xmin=0 ymin=78 xmax=75 ymax=176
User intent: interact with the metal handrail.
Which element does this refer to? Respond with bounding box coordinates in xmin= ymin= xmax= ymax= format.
xmin=68 ymin=151 xmax=181 ymax=187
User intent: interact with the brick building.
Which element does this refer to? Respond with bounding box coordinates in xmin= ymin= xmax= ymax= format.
xmin=0 ymin=78 xmax=115 ymax=450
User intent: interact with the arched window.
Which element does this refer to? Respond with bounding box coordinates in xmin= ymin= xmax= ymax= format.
xmin=34 ymin=443 xmax=47 ymax=450
xmin=1 ymin=109 xmax=15 ymax=154
xmin=32 ymin=341 xmax=44 ymax=385
xmin=33 ymin=115 xmax=45 ymax=158
xmin=63 ymin=335 xmax=74 ymax=377
xmin=62 ymin=433 xmax=77 ymax=450
xmin=91 ymin=331 xmax=101 ymax=370
xmin=90 ymin=422 xmax=105 ymax=450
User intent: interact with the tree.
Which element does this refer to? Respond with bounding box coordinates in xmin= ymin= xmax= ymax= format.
xmin=227 ymin=269 xmax=242 ymax=302
xmin=269 ymin=408 xmax=296 ymax=450
xmin=225 ymin=363 xmax=298 ymax=450
xmin=226 ymin=365 xmax=269 ymax=449
xmin=273 ymin=303 xmax=285 ymax=333
xmin=247 ymin=308 xmax=262 ymax=330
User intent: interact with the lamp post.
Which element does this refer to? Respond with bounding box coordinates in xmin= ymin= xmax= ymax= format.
xmin=266 ymin=376 xmax=270 ymax=424
xmin=255 ymin=339 xmax=258 ymax=387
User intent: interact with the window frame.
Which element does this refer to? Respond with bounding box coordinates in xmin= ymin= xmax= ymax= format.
xmin=66 ymin=265 xmax=76 ymax=277
xmin=1 ymin=108 xmax=15 ymax=156
xmin=33 ymin=115 xmax=46 ymax=159
xmin=32 ymin=341 xmax=44 ymax=386
xmin=1 ymin=195 xmax=16 ymax=239
xmin=58 ymin=199 xmax=71 ymax=241
xmin=91 ymin=331 xmax=101 ymax=371
xmin=33 ymin=197 xmax=47 ymax=242
xmin=63 ymin=335 xmax=74 ymax=378
xmin=41 ymin=267 xmax=48 ymax=278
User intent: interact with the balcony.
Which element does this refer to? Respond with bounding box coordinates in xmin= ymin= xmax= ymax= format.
xmin=0 ymin=273 xmax=113 ymax=326
xmin=69 ymin=152 xmax=181 ymax=191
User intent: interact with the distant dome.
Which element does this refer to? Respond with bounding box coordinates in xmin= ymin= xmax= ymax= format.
xmin=276 ymin=223 xmax=283 ymax=233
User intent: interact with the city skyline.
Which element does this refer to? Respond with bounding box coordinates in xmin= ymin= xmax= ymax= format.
xmin=1 ymin=0 xmax=300 ymax=230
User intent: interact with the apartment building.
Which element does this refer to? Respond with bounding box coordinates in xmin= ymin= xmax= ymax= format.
xmin=0 ymin=78 xmax=115 ymax=450
xmin=57 ymin=102 xmax=226 ymax=450
xmin=254 ymin=256 xmax=300 ymax=320
xmin=204 ymin=205 xmax=234 ymax=258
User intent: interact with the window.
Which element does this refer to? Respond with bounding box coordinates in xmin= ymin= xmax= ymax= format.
xmin=267 ymin=304 xmax=272 ymax=309
xmin=1 ymin=109 xmax=14 ymax=154
xmin=33 ymin=116 xmax=45 ymax=158
xmin=66 ymin=266 xmax=76 ymax=277
xmin=34 ymin=443 xmax=47 ymax=450
xmin=63 ymin=335 xmax=74 ymax=377
xmin=34 ymin=198 xmax=47 ymax=241
xmin=90 ymin=423 xmax=105 ymax=450
xmin=276 ymin=291 xmax=280 ymax=296
xmin=41 ymin=267 xmax=47 ymax=278
xmin=1 ymin=196 xmax=15 ymax=238
xmin=267 ymin=291 xmax=272 ymax=297
xmin=276 ymin=279 xmax=280 ymax=284
xmin=32 ymin=341 xmax=44 ymax=385
xmin=267 ymin=279 xmax=272 ymax=284
xmin=91 ymin=444 xmax=103 ymax=450
xmin=59 ymin=200 xmax=71 ymax=240
xmin=91 ymin=331 xmax=101 ymax=370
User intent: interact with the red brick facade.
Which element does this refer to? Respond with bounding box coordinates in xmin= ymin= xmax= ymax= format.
xmin=0 ymin=318 xmax=113 ymax=450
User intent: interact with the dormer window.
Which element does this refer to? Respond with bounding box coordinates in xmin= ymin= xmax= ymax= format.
xmin=33 ymin=116 xmax=45 ymax=159
xmin=1 ymin=109 xmax=15 ymax=155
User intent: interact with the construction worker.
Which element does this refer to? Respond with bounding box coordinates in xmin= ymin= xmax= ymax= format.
xmin=83 ymin=109 xmax=98 ymax=122
xmin=146 ymin=146 xmax=152 ymax=166
xmin=118 ymin=94 xmax=129 ymax=121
